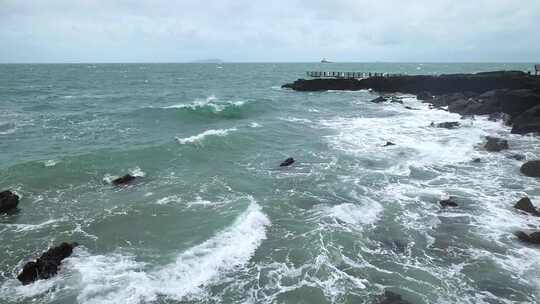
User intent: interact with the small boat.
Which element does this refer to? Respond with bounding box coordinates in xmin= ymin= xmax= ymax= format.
xmin=321 ymin=58 xmax=332 ymax=63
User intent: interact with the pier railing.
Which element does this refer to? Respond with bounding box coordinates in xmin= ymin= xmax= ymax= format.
xmin=306 ymin=71 xmax=404 ymax=79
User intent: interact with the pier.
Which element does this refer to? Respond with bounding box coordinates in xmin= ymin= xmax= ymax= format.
xmin=306 ymin=71 xmax=405 ymax=79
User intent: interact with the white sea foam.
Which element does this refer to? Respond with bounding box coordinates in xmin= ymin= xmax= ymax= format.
xmin=129 ymin=167 xmax=146 ymax=177
xmin=320 ymin=97 xmax=504 ymax=170
xmin=280 ymin=117 xmax=313 ymax=124
xmin=164 ymin=95 xmax=245 ymax=112
xmin=65 ymin=200 xmax=270 ymax=304
xmin=329 ymin=201 xmax=383 ymax=226
xmin=2 ymin=219 xmax=61 ymax=233
xmin=44 ymin=160 xmax=59 ymax=167
xmin=176 ymin=128 xmax=237 ymax=145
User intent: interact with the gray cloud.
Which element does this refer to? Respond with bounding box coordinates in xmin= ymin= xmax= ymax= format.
xmin=1 ymin=0 xmax=539 ymax=62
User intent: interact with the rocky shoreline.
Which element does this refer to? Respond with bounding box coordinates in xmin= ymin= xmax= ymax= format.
xmin=283 ymin=70 xmax=540 ymax=302
xmin=283 ymin=71 xmax=540 ymax=135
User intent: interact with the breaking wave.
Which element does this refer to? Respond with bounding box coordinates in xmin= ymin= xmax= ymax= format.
xmin=176 ymin=128 xmax=237 ymax=145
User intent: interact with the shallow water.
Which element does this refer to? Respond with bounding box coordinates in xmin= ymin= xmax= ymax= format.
xmin=1 ymin=63 xmax=539 ymax=304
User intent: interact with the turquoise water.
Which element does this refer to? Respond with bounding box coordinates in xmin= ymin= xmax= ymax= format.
xmin=1 ymin=63 xmax=539 ymax=304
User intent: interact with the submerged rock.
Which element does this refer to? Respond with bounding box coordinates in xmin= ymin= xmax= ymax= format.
xmin=507 ymin=153 xmax=526 ymax=161
xmin=520 ymin=160 xmax=540 ymax=177
xmin=377 ymin=290 xmax=412 ymax=304
xmin=112 ymin=174 xmax=137 ymax=186
xmin=17 ymin=242 xmax=78 ymax=285
xmin=514 ymin=197 xmax=540 ymax=216
xmin=370 ymin=96 xmax=403 ymax=104
xmin=432 ymin=121 xmax=460 ymax=129
xmin=515 ymin=231 xmax=540 ymax=245
xmin=439 ymin=198 xmax=459 ymax=208
xmin=404 ymin=106 xmax=419 ymax=110
xmin=0 ymin=190 xmax=19 ymax=214
xmin=484 ymin=136 xmax=509 ymax=152
xmin=280 ymin=157 xmax=295 ymax=167
xmin=370 ymin=96 xmax=387 ymax=103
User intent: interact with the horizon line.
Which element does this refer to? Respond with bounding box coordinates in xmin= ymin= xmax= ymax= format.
xmin=0 ymin=61 xmax=538 ymax=65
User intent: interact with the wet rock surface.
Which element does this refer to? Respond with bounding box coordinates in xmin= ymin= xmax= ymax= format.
xmin=484 ymin=136 xmax=509 ymax=152
xmin=283 ymin=71 xmax=540 ymax=134
xmin=280 ymin=157 xmax=295 ymax=167
xmin=17 ymin=242 xmax=78 ymax=285
xmin=521 ymin=160 xmax=540 ymax=177
xmin=0 ymin=190 xmax=19 ymax=214
xmin=514 ymin=197 xmax=540 ymax=216
xmin=112 ymin=174 xmax=138 ymax=186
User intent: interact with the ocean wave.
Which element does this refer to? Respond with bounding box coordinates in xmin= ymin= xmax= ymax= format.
xmin=176 ymin=128 xmax=237 ymax=145
xmin=11 ymin=200 xmax=270 ymax=304
xmin=163 ymin=96 xmax=247 ymax=116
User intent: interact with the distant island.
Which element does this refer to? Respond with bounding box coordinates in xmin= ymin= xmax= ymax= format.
xmin=191 ymin=59 xmax=224 ymax=63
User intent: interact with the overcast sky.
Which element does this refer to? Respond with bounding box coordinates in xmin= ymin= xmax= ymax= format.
xmin=1 ymin=0 xmax=539 ymax=63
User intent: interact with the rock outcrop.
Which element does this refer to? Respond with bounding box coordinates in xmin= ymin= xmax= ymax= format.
xmin=515 ymin=231 xmax=540 ymax=245
xmin=282 ymin=71 xmax=540 ymax=134
xmin=112 ymin=174 xmax=137 ymax=186
xmin=280 ymin=157 xmax=295 ymax=167
xmin=512 ymin=105 xmax=540 ymax=135
xmin=514 ymin=197 xmax=540 ymax=216
xmin=432 ymin=122 xmax=460 ymax=129
xmin=484 ymin=137 xmax=509 ymax=152
xmin=440 ymin=198 xmax=459 ymax=208
xmin=282 ymin=71 xmax=540 ymax=94
xmin=17 ymin=242 xmax=78 ymax=285
xmin=521 ymin=161 xmax=540 ymax=177
xmin=370 ymin=96 xmax=402 ymax=104
xmin=0 ymin=190 xmax=19 ymax=214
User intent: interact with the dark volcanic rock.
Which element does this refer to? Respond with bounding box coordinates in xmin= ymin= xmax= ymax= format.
xmin=520 ymin=160 xmax=540 ymax=177
xmin=377 ymin=291 xmax=412 ymax=304
xmin=282 ymin=71 xmax=540 ymax=95
xmin=280 ymin=157 xmax=295 ymax=167
xmin=416 ymin=91 xmax=433 ymax=101
xmin=440 ymin=198 xmax=459 ymax=208
xmin=370 ymin=96 xmax=402 ymax=104
xmin=484 ymin=136 xmax=509 ymax=152
xmin=17 ymin=242 xmax=78 ymax=285
xmin=383 ymin=141 xmax=396 ymax=147
xmin=514 ymin=197 xmax=540 ymax=216
xmin=511 ymin=105 xmax=540 ymax=135
xmin=404 ymin=106 xmax=419 ymax=110
xmin=432 ymin=122 xmax=460 ymax=129
xmin=112 ymin=174 xmax=137 ymax=186
xmin=0 ymin=190 xmax=19 ymax=214
xmin=515 ymin=231 xmax=540 ymax=245
xmin=370 ymin=96 xmax=387 ymax=103
xmin=507 ymin=154 xmax=526 ymax=161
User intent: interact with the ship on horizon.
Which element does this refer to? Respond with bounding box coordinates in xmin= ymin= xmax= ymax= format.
xmin=321 ymin=58 xmax=332 ymax=63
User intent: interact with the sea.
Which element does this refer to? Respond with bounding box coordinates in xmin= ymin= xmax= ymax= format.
xmin=1 ymin=63 xmax=539 ymax=304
